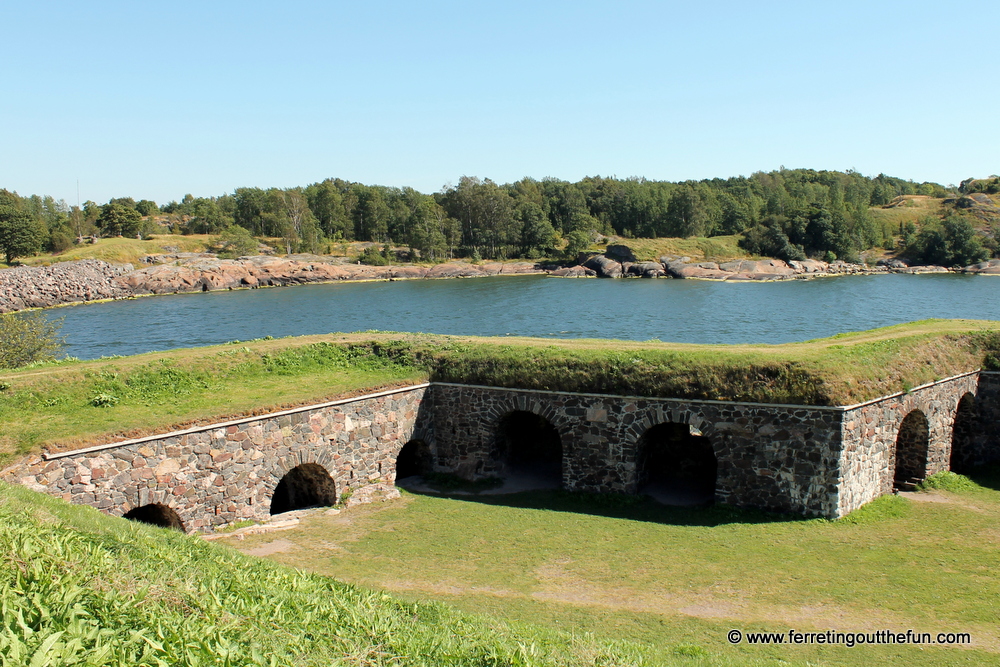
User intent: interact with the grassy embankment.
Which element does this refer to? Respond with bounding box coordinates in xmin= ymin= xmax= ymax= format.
xmin=223 ymin=470 xmax=1000 ymax=667
xmin=601 ymin=235 xmax=748 ymax=262
xmin=9 ymin=235 xmax=214 ymax=268
xmin=0 ymin=481 xmax=669 ymax=666
xmin=2 ymin=319 xmax=999 ymax=464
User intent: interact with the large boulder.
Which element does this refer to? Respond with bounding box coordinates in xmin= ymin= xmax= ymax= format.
xmin=426 ymin=263 xmax=486 ymax=278
xmin=499 ymin=262 xmax=546 ymax=275
xmin=662 ymin=259 xmax=731 ymax=280
xmin=390 ymin=266 xmax=430 ymax=279
xmin=604 ymin=244 xmax=637 ymax=263
xmin=875 ymin=258 xmax=908 ymax=269
xmin=719 ymin=259 xmax=796 ymax=277
xmin=626 ymin=261 xmax=667 ymax=278
xmin=550 ymin=265 xmax=597 ymax=278
xmin=582 ymin=255 xmax=624 ymax=278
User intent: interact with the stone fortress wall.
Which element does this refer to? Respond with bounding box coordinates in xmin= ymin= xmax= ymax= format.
xmin=3 ymin=373 xmax=998 ymax=531
xmin=3 ymin=385 xmax=431 ymax=531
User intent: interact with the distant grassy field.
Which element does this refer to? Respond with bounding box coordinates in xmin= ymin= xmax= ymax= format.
xmin=602 ymin=235 xmax=749 ymax=262
xmin=224 ymin=468 xmax=1000 ymax=666
xmin=6 ymin=234 xmax=213 ymax=268
xmin=0 ymin=481 xmax=665 ymax=666
xmin=869 ymin=195 xmax=945 ymax=230
xmin=3 ymin=320 xmax=999 ymax=461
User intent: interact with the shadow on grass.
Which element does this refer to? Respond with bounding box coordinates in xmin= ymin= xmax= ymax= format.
xmin=404 ymin=485 xmax=812 ymax=528
xmin=962 ymin=463 xmax=1000 ymax=492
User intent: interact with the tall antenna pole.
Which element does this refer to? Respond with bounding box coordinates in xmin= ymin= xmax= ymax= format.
xmin=76 ymin=179 xmax=82 ymax=238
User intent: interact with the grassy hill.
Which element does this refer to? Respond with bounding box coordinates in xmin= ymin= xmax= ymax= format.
xmin=2 ymin=320 xmax=1000 ymax=462
xmin=6 ymin=235 xmax=214 ymax=268
xmin=0 ymin=481 xmax=661 ymax=666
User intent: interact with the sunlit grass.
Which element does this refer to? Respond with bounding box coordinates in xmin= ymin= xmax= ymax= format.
xmin=228 ymin=468 xmax=1000 ymax=666
xmin=6 ymin=234 xmax=214 ymax=268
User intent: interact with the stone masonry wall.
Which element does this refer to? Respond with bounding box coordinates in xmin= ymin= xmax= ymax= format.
xmin=836 ymin=372 xmax=981 ymax=516
xmin=427 ymin=383 xmax=846 ymax=517
xmin=969 ymin=372 xmax=1000 ymax=467
xmin=1 ymin=385 xmax=430 ymax=531
xmin=5 ymin=374 xmax=997 ymax=528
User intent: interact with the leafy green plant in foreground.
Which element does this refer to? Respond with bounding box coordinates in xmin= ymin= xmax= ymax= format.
xmin=0 ymin=482 xmax=657 ymax=666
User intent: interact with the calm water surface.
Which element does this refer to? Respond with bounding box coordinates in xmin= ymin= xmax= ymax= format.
xmin=49 ymin=273 xmax=998 ymax=359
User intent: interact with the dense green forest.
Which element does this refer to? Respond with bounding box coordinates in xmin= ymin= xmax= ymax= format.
xmin=1 ymin=169 xmax=993 ymax=266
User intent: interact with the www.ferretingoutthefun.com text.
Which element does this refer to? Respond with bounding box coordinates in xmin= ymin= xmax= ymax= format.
xmin=727 ymin=628 xmax=971 ymax=648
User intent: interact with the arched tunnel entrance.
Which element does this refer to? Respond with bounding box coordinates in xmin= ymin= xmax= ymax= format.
xmin=894 ymin=410 xmax=930 ymax=490
xmin=950 ymin=394 xmax=977 ymax=474
xmin=123 ymin=503 xmax=186 ymax=532
xmin=637 ymin=422 xmax=717 ymax=506
xmin=496 ymin=410 xmax=563 ymax=489
xmin=395 ymin=439 xmax=433 ymax=482
xmin=270 ymin=463 xmax=339 ymax=515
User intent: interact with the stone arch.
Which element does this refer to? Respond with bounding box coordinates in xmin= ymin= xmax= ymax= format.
xmin=893 ymin=409 xmax=930 ymax=489
xmin=635 ymin=421 xmax=717 ymax=505
xmin=123 ymin=503 xmax=186 ymax=532
xmin=395 ymin=438 xmax=433 ymax=481
xmin=492 ymin=409 xmax=564 ymax=487
xmin=950 ymin=393 xmax=978 ymax=473
xmin=270 ymin=462 xmax=339 ymax=515
xmin=623 ymin=405 xmax=717 ymax=448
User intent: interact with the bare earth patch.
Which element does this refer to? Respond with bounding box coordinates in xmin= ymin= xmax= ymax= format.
xmin=244 ymin=538 xmax=298 ymax=557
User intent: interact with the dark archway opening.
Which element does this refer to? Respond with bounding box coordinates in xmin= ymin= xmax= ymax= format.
xmin=123 ymin=503 xmax=186 ymax=532
xmin=894 ymin=410 xmax=930 ymax=490
xmin=396 ymin=439 xmax=433 ymax=482
xmin=496 ymin=411 xmax=563 ymax=487
xmin=950 ymin=394 xmax=978 ymax=474
xmin=270 ymin=463 xmax=338 ymax=515
xmin=637 ymin=423 xmax=717 ymax=506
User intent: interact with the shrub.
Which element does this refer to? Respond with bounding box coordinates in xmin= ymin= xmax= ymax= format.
xmin=904 ymin=215 xmax=989 ymax=267
xmin=0 ymin=311 xmax=65 ymax=369
xmin=215 ymin=224 xmax=259 ymax=259
xmin=358 ymin=245 xmax=390 ymax=265
xmin=918 ymin=471 xmax=978 ymax=493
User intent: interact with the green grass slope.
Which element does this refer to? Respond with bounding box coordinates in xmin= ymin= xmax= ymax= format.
xmin=2 ymin=320 xmax=999 ymax=462
xmin=0 ymin=481 xmax=672 ymax=666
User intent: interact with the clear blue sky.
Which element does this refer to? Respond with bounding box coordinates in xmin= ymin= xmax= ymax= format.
xmin=2 ymin=0 xmax=997 ymax=205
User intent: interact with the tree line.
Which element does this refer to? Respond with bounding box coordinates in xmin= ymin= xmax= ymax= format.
xmin=0 ymin=169 xmax=963 ymax=265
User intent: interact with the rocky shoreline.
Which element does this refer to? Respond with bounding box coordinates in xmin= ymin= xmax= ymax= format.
xmin=3 ymin=249 xmax=999 ymax=314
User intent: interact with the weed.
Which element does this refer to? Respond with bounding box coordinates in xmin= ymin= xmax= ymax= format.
xmin=918 ymin=470 xmax=978 ymax=493
xmin=90 ymin=393 xmax=119 ymax=408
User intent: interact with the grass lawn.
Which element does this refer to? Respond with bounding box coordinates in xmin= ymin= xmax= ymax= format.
xmin=222 ymin=469 xmax=1000 ymax=666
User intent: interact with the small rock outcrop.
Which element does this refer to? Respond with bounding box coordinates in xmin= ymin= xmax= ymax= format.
xmin=963 ymin=259 xmax=1000 ymax=275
